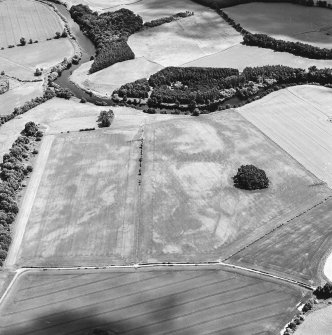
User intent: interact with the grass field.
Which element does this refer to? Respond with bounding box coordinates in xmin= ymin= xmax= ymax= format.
xmin=0 ymin=267 xmax=305 ymax=335
xmin=0 ymin=0 xmax=64 ymax=47
xmin=128 ymin=4 xmax=242 ymax=67
xmin=225 ymin=3 xmax=332 ymax=48
xmin=0 ymin=78 xmax=43 ymax=116
xmin=239 ymin=85 xmax=332 ymax=187
xmin=71 ymin=57 xmax=163 ymax=97
xmin=228 ymin=197 xmax=332 ymax=285
xmin=0 ymin=39 xmax=75 ymax=80
xmin=138 ymin=111 xmax=331 ymax=263
xmin=184 ymin=44 xmax=332 ymax=70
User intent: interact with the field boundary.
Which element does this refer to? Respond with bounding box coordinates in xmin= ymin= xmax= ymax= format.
xmin=4 ymin=135 xmax=55 ymax=270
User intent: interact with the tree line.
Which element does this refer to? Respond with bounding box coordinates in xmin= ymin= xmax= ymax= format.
xmin=143 ymin=12 xmax=194 ymax=29
xmin=0 ymin=122 xmax=42 ymax=266
xmin=69 ymin=5 xmax=143 ymax=74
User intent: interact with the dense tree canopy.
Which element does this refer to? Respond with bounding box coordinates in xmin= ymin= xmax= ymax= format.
xmin=233 ymin=165 xmax=269 ymax=190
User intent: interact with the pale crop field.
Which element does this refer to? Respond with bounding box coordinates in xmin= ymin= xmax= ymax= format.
xmin=295 ymin=304 xmax=332 ymax=335
xmin=184 ymin=44 xmax=332 ymax=70
xmin=239 ymin=85 xmax=332 ymax=188
xmin=229 ymin=197 xmax=332 ymax=285
xmin=0 ymin=39 xmax=75 ymax=80
xmin=128 ymin=5 xmax=242 ymax=67
xmin=15 ymin=128 xmax=142 ymax=267
xmin=138 ymin=111 xmax=331 ymax=263
xmin=71 ymin=57 xmax=163 ymax=97
xmin=0 ymin=267 xmax=304 ymax=335
xmin=225 ymin=3 xmax=332 ymax=48
xmin=0 ymin=79 xmax=43 ymax=116
xmin=0 ymin=0 xmax=64 ymax=47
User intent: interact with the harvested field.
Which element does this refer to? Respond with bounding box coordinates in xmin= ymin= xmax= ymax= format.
xmin=0 ymin=0 xmax=64 ymax=47
xmin=0 ymin=78 xmax=43 ymax=116
xmin=128 ymin=5 xmax=242 ymax=66
xmin=138 ymin=111 xmax=332 ymax=263
xmin=239 ymin=85 xmax=332 ymax=187
xmin=228 ymin=197 xmax=332 ymax=285
xmin=15 ymin=129 xmax=141 ymax=267
xmin=0 ymin=39 xmax=75 ymax=80
xmin=0 ymin=267 xmax=304 ymax=335
xmin=295 ymin=304 xmax=332 ymax=335
xmin=184 ymin=44 xmax=332 ymax=70
xmin=225 ymin=3 xmax=332 ymax=48
xmin=71 ymin=57 xmax=163 ymax=97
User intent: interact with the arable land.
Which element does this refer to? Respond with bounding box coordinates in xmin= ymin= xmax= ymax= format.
xmin=239 ymin=85 xmax=332 ymax=188
xmin=224 ymin=3 xmax=332 ymax=48
xmin=139 ymin=111 xmax=332 ymax=263
xmin=228 ymin=197 xmax=332 ymax=286
xmin=128 ymin=5 xmax=242 ymax=67
xmin=0 ymin=39 xmax=75 ymax=80
xmin=0 ymin=79 xmax=43 ymax=116
xmin=184 ymin=44 xmax=332 ymax=70
xmin=0 ymin=0 xmax=64 ymax=47
xmin=0 ymin=267 xmax=305 ymax=335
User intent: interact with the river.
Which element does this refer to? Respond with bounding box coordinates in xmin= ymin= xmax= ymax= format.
xmin=53 ymin=3 xmax=114 ymax=106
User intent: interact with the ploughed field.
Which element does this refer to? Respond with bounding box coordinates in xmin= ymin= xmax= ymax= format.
xmin=0 ymin=267 xmax=305 ymax=335
xmin=224 ymin=3 xmax=332 ymax=49
xmin=0 ymin=0 xmax=64 ymax=47
xmin=13 ymin=109 xmax=332 ymax=267
xmin=239 ymin=85 xmax=332 ymax=188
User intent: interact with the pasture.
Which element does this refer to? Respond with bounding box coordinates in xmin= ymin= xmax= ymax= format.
xmin=224 ymin=3 xmax=332 ymax=48
xmin=239 ymin=85 xmax=332 ymax=188
xmin=0 ymin=0 xmax=64 ymax=47
xmin=138 ymin=111 xmax=331 ymax=263
xmin=184 ymin=44 xmax=332 ymax=70
xmin=128 ymin=5 xmax=242 ymax=67
xmin=0 ymin=79 xmax=43 ymax=116
xmin=0 ymin=267 xmax=304 ymax=335
xmin=71 ymin=57 xmax=163 ymax=97
xmin=0 ymin=39 xmax=75 ymax=80
xmin=228 ymin=197 xmax=332 ymax=285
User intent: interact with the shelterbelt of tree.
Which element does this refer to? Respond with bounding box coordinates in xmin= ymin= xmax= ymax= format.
xmin=69 ymin=4 xmax=143 ymax=73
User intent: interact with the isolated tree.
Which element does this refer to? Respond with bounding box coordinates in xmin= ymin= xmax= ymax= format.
xmin=192 ymin=108 xmax=200 ymax=116
xmin=20 ymin=37 xmax=26 ymax=46
xmin=24 ymin=121 xmax=38 ymax=137
xmin=34 ymin=68 xmax=42 ymax=76
xmin=55 ymin=31 xmax=61 ymax=39
xmin=97 ymin=110 xmax=114 ymax=128
xmin=28 ymin=38 xmax=33 ymax=44
xmin=233 ymin=165 xmax=269 ymax=190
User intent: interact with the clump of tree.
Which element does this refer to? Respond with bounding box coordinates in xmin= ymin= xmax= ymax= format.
xmin=23 ymin=122 xmax=38 ymax=136
xmin=233 ymin=165 xmax=269 ymax=190
xmin=314 ymin=282 xmax=332 ymax=299
xmin=97 ymin=110 xmax=114 ymax=127
xmin=143 ymin=11 xmax=194 ymax=28
xmin=19 ymin=37 xmax=26 ymax=46
xmin=70 ymin=5 xmax=143 ymax=74
xmin=116 ymin=78 xmax=150 ymax=99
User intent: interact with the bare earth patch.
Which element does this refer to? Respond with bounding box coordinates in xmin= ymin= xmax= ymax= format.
xmin=225 ymin=3 xmax=332 ymax=49
xmin=239 ymin=85 xmax=332 ymax=187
